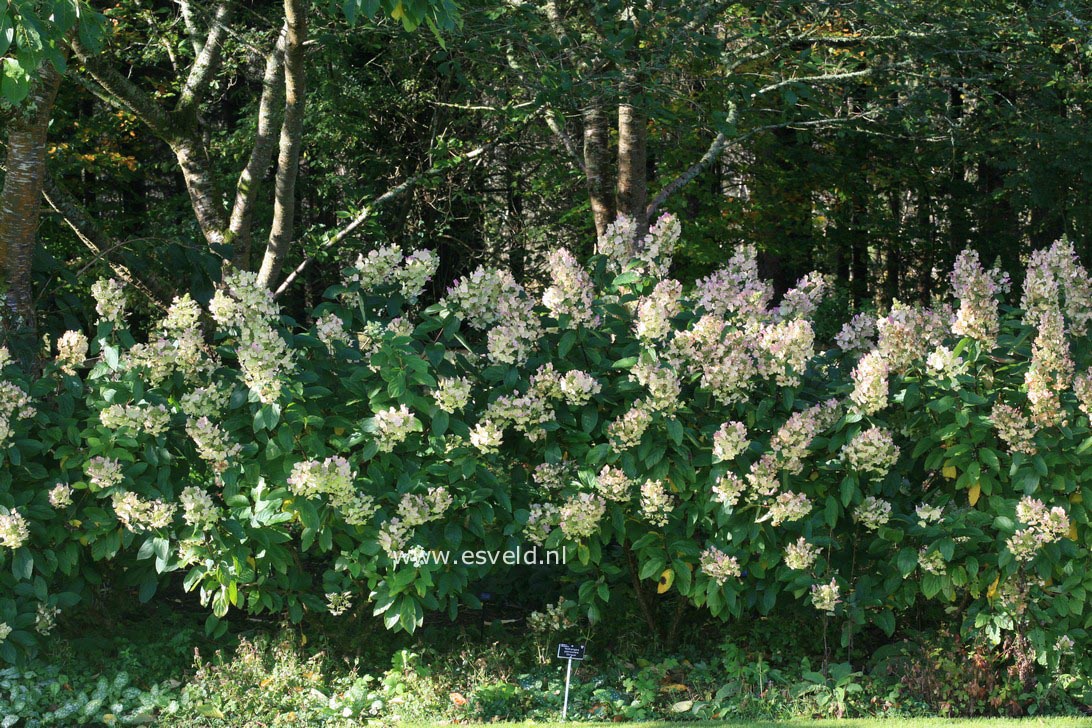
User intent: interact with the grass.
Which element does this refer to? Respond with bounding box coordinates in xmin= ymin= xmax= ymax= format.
xmin=400 ymin=722 xmax=1091 ymax=727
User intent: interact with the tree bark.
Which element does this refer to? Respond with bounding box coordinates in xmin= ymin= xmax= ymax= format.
xmin=0 ymin=62 xmax=64 ymax=341
xmin=256 ymin=0 xmax=306 ymax=289
xmin=616 ymin=93 xmax=648 ymax=241
xmin=229 ymin=25 xmax=287 ymax=268
xmin=582 ymin=103 xmax=614 ymax=238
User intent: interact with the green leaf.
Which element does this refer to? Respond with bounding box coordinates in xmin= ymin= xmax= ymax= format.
xmin=1 ymin=57 xmax=30 ymax=104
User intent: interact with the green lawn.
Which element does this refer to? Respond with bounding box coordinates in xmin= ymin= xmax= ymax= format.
xmin=402 ymin=721 xmax=1091 ymax=727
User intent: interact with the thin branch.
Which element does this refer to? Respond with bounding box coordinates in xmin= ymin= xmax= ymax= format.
xmin=70 ymin=38 xmax=176 ymax=141
xmin=41 ymin=171 xmax=172 ymax=310
xmin=544 ymin=107 xmax=586 ymax=174
xmin=647 ymin=102 xmax=737 ymax=219
xmin=256 ymin=0 xmax=306 ymax=289
xmin=228 ymin=23 xmax=287 ymax=265
xmin=273 ymin=139 xmax=506 ymax=299
xmin=178 ymin=0 xmax=234 ymax=111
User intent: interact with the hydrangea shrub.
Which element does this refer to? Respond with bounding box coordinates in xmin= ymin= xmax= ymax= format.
xmin=0 ymin=220 xmax=1089 ymax=667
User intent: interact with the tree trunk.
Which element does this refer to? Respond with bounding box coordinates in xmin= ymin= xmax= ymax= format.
xmin=256 ymin=0 xmax=306 ymax=290
xmin=616 ymin=93 xmax=648 ymax=241
xmin=0 ymin=62 xmax=64 ymax=344
xmin=582 ymin=102 xmax=614 ymax=239
xmin=172 ymin=137 xmax=229 ymax=246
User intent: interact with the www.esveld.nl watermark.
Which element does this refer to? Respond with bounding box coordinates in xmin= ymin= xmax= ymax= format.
xmin=391 ymin=545 xmax=568 ymax=567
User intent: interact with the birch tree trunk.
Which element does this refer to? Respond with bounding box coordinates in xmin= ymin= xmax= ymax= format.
xmin=256 ymin=0 xmax=306 ymax=289
xmin=0 ymin=62 xmax=64 ymax=341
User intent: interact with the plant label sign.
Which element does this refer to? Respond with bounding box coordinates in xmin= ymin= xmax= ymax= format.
xmin=557 ymin=643 xmax=586 ymax=660
xmin=557 ymin=643 xmax=586 ymax=719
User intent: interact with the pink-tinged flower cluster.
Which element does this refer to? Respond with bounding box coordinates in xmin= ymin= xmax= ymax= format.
xmin=56 ymin=330 xmax=88 ymax=375
xmin=630 ymin=360 xmax=681 ymax=413
xmin=470 ymin=420 xmax=504 ymax=454
xmin=607 ymin=405 xmax=653 ymax=449
xmin=533 ymin=460 xmax=574 ymax=491
xmin=746 ymin=453 xmax=780 ymax=499
xmin=111 ymin=491 xmax=176 ymax=532
xmin=179 ymin=486 xmax=220 ymax=529
xmin=91 ymin=277 xmax=127 ymax=326
xmin=835 ymin=312 xmax=876 ymax=353
xmin=843 ymin=427 xmax=899 ymax=478
xmin=811 ymin=578 xmax=841 ymax=612
xmin=877 ymin=302 xmax=946 ymax=370
xmin=186 ymin=416 xmax=242 ymax=473
xmin=559 ymin=370 xmax=601 ymax=406
xmin=346 ymin=245 xmax=439 ymax=302
xmin=486 ymin=295 xmax=543 ymax=366
xmin=602 ymin=213 xmax=681 ymax=279
xmin=1025 ymin=308 xmax=1073 ymax=428
xmin=0 ymin=510 xmax=29 ymax=549
xmin=950 ymin=249 xmax=1000 ymax=346
xmin=784 ymin=537 xmax=819 ymax=570
xmin=434 ymin=376 xmax=473 ymax=413
xmin=559 ymin=492 xmax=606 ymax=539
xmin=86 ymin=456 xmax=124 ymax=490
xmin=99 ymin=403 xmax=171 ymax=437
xmin=373 ymin=405 xmax=422 ymax=452
xmin=1022 ymin=240 xmax=1092 ymax=335
xmin=211 ymin=271 xmax=294 ymax=403
xmin=444 ymin=266 xmax=522 ymax=330
xmin=179 ymin=384 xmax=232 ymax=420
xmin=485 ymin=390 xmax=555 ymax=443
xmin=525 ymin=503 xmax=560 ymax=545
xmin=1076 ymin=368 xmax=1092 ymax=420
xmin=1007 ymin=496 xmax=1070 ymax=562
xmin=694 ymin=245 xmax=772 ymax=319
xmin=640 ymin=480 xmax=673 ymax=526
xmin=770 ymin=400 xmax=840 ymax=474
xmin=777 ymin=272 xmax=828 ymax=321
xmin=542 ymin=248 xmax=599 ymax=327
xmin=991 ymin=403 xmax=1038 ymax=455
xmin=854 ymin=496 xmax=892 ymax=531
xmin=850 ymin=351 xmax=889 ymax=415
xmin=314 ymin=312 xmax=349 ymax=352
xmin=48 ymin=484 xmax=73 ymax=508
xmin=0 ymin=380 xmax=35 ymax=446
xmin=397 ymin=487 xmax=454 ymax=527
xmin=635 ymin=279 xmax=682 ymax=341
xmin=712 ymin=421 xmax=749 ymax=463
xmin=700 ymin=546 xmax=741 ymax=585
xmin=288 ymin=456 xmax=353 ymax=499
xmin=712 ymin=472 xmax=745 ymax=508
xmin=926 ymin=346 xmax=968 ymax=383
xmin=764 ymin=491 xmax=811 ymax=526
xmin=755 ymin=319 xmax=814 ymax=387
xmin=398 ymin=249 xmax=441 ymax=301
xmin=670 ymin=317 xmax=757 ymax=405
xmin=596 ymin=465 xmax=632 ymax=501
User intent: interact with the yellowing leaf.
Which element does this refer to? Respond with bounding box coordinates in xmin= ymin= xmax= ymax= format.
xmin=942 ymin=465 xmax=957 ymax=479
xmin=987 ymin=576 xmax=1000 ymax=599
xmin=1069 ymin=523 xmax=1078 ymax=541
xmin=661 ymin=683 xmax=689 ymax=692
xmin=968 ymin=482 xmax=981 ymax=507
xmin=657 ymin=569 xmax=675 ymax=594
xmin=1070 ymin=492 xmax=1083 ymax=504
xmin=334 ymin=427 xmax=346 ymax=436
xmin=390 ymin=1 xmax=404 ymax=20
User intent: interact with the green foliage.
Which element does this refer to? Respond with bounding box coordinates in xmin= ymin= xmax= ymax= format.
xmin=0 ymin=0 xmax=104 ymax=104
xmin=1 ymin=220 xmax=1092 ymax=699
